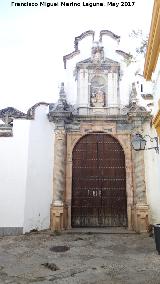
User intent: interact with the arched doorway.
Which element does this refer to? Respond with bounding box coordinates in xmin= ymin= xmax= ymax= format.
xmin=71 ymin=133 xmax=127 ymax=227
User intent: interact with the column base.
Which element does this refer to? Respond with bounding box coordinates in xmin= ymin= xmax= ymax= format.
xmin=133 ymin=204 xmax=149 ymax=233
xmin=50 ymin=203 xmax=64 ymax=232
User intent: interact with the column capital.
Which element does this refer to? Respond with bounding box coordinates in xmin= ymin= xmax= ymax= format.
xmin=55 ymin=129 xmax=66 ymax=140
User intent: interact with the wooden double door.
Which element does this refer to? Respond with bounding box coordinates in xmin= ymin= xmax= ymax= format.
xmin=71 ymin=133 xmax=127 ymax=227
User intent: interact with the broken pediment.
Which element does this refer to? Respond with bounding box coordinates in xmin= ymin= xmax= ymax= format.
xmin=63 ymin=29 xmax=121 ymax=69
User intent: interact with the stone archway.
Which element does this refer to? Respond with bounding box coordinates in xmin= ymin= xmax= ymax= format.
xmin=71 ymin=133 xmax=127 ymax=227
xmin=50 ymin=122 xmax=149 ymax=233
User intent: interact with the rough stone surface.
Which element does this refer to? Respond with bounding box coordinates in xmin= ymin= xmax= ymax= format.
xmin=0 ymin=230 xmax=160 ymax=284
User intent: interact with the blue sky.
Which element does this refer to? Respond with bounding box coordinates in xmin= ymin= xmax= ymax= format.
xmin=0 ymin=0 xmax=154 ymax=111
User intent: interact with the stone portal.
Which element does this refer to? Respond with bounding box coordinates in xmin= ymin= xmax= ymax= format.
xmin=49 ymin=33 xmax=151 ymax=233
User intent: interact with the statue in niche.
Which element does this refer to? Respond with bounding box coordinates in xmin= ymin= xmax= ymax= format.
xmin=90 ymin=75 xmax=106 ymax=107
xmin=91 ymin=89 xmax=105 ymax=107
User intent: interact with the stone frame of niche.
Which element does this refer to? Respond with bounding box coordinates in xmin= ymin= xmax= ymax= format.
xmin=89 ymin=74 xmax=108 ymax=108
xmin=65 ymin=124 xmax=134 ymax=231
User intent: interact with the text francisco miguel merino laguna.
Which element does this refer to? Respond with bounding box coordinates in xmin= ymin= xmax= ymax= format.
xmin=11 ymin=1 xmax=105 ymax=7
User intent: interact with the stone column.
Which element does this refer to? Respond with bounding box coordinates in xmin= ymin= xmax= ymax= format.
xmin=132 ymin=149 xmax=149 ymax=233
xmin=50 ymin=129 xmax=66 ymax=231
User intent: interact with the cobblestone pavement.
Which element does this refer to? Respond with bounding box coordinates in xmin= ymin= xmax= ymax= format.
xmin=0 ymin=229 xmax=160 ymax=284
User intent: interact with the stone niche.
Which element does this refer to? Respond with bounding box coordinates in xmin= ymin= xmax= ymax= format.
xmin=76 ymin=41 xmax=120 ymax=116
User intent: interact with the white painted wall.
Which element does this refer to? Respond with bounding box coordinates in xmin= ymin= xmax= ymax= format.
xmin=153 ymin=58 xmax=160 ymax=115
xmin=143 ymin=54 xmax=160 ymax=225
xmin=23 ymin=105 xmax=54 ymax=233
xmin=0 ymin=120 xmax=30 ymax=227
xmin=144 ymin=122 xmax=160 ymax=224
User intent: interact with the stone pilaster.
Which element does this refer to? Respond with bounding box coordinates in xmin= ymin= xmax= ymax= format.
xmin=50 ymin=129 xmax=66 ymax=231
xmin=132 ymin=149 xmax=149 ymax=232
xmin=133 ymin=150 xmax=147 ymax=204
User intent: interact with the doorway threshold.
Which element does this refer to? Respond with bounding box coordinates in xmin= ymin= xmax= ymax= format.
xmin=66 ymin=227 xmax=137 ymax=234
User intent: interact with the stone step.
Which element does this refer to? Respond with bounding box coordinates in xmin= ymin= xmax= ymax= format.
xmin=64 ymin=227 xmax=137 ymax=235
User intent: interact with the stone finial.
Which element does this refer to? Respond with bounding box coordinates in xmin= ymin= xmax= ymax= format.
xmin=59 ymin=82 xmax=65 ymax=96
xmin=129 ymin=83 xmax=138 ymax=105
xmin=58 ymin=82 xmax=67 ymax=106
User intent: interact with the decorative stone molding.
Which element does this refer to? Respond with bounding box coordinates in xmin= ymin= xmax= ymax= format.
xmin=0 ymin=102 xmax=50 ymax=125
xmin=74 ymin=30 xmax=95 ymax=51
xmin=0 ymin=125 xmax=13 ymax=137
xmin=63 ymin=30 xmax=95 ymax=69
xmin=63 ymin=29 xmax=122 ymax=69
xmin=116 ymin=50 xmax=133 ymax=60
xmin=122 ymin=102 xmax=151 ymax=117
xmin=80 ymin=121 xmax=116 ymax=134
xmin=99 ymin=30 xmax=120 ymax=43
xmin=0 ymin=107 xmax=27 ymax=137
xmin=0 ymin=107 xmax=27 ymax=126
xmin=63 ymin=50 xmax=80 ymax=69
xmin=27 ymin=102 xmax=49 ymax=119
xmin=0 ymin=102 xmax=51 ymax=138
xmin=76 ymin=57 xmax=120 ymax=71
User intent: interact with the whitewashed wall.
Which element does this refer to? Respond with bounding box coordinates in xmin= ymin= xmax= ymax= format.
xmin=143 ymin=54 xmax=160 ymax=225
xmin=0 ymin=105 xmax=54 ymax=235
xmin=144 ymin=122 xmax=160 ymax=224
xmin=152 ymin=56 xmax=160 ymax=115
xmin=23 ymin=105 xmax=54 ymax=233
xmin=0 ymin=120 xmax=30 ymax=232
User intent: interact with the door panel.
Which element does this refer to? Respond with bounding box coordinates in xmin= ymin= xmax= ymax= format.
xmin=71 ymin=134 xmax=127 ymax=227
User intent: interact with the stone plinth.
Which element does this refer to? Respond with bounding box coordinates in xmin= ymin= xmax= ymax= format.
xmin=134 ymin=204 xmax=149 ymax=233
xmin=50 ymin=202 xmax=64 ymax=231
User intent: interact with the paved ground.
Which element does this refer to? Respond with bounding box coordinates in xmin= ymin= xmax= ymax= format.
xmin=0 ymin=229 xmax=160 ymax=284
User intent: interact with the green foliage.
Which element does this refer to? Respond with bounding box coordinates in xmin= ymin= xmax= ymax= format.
xmin=129 ymin=29 xmax=149 ymax=56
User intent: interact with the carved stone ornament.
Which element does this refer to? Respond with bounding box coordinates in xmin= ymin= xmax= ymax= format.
xmin=121 ymin=102 xmax=149 ymax=116
xmin=48 ymin=83 xmax=75 ymax=123
xmin=121 ymin=82 xmax=150 ymax=116
xmin=55 ymin=129 xmax=66 ymax=140
xmin=0 ymin=107 xmax=27 ymax=125
xmin=91 ymin=42 xmax=104 ymax=64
